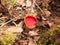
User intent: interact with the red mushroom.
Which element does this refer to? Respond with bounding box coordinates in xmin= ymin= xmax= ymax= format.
xmin=24 ymin=16 xmax=37 ymax=29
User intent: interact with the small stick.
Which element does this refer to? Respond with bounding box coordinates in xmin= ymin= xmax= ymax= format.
xmin=12 ymin=21 xmax=17 ymax=26
xmin=35 ymin=2 xmax=46 ymax=15
xmin=0 ymin=15 xmax=21 ymax=28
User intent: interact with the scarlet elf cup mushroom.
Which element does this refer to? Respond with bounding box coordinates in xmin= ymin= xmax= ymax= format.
xmin=24 ymin=15 xmax=37 ymax=29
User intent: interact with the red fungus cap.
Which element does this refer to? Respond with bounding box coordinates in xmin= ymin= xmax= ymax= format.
xmin=24 ymin=16 xmax=37 ymax=29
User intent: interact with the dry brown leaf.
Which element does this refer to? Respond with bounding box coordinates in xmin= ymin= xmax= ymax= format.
xmin=28 ymin=38 xmax=37 ymax=45
xmin=26 ymin=0 xmax=32 ymax=7
xmin=43 ymin=9 xmax=51 ymax=17
xmin=19 ymin=40 xmax=28 ymax=45
xmin=34 ymin=36 xmax=40 ymax=41
xmin=7 ymin=26 xmax=23 ymax=33
xmin=42 ymin=0 xmax=51 ymax=7
xmin=17 ymin=0 xmax=25 ymax=5
xmin=29 ymin=30 xmax=38 ymax=36
xmin=46 ymin=21 xmax=53 ymax=27
xmin=6 ymin=21 xmax=23 ymax=33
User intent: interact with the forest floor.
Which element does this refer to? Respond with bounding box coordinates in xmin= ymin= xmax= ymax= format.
xmin=0 ymin=0 xmax=60 ymax=45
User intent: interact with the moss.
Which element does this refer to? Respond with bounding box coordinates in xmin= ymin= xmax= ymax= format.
xmin=5 ymin=0 xmax=16 ymax=7
xmin=0 ymin=32 xmax=16 ymax=45
xmin=57 ymin=24 xmax=60 ymax=28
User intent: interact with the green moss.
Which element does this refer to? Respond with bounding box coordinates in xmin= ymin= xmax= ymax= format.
xmin=0 ymin=32 xmax=16 ymax=45
xmin=38 ymin=43 xmax=42 ymax=45
xmin=5 ymin=0 xmax=16 ymax=7
xmin=57 ymin=24 xmax=60 ymax=28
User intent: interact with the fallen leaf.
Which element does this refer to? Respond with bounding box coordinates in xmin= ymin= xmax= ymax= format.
xmin=17 ymin=0 xmax=25 ymax=6
xmin=46 ymin=21 xmax=53 ymax=27
xmin=28 ymin=38 xmax=37 ymax=45
xmin=29 ymin=30 xmax=38 ymax=36
xmin=26 ymin=0 xmax=32 ymax=7
xmin=34 ymin=36 xmax=40 ymax=41
xmin=7 ymin=26 xmax=23 ymax=33
xmin=44 ymin=9 xmax=51 ymax=17
xmin=19 ymin=40 xmax=28 ymax=45
xmin=42 ymin=0 xmax=51 ymax=7
xmin=6 ymin=21 xmax=23 ymax=33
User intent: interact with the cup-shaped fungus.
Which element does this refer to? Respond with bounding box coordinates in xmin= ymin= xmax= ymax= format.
xmin=24 ymin=16 xmax=37 ymax=29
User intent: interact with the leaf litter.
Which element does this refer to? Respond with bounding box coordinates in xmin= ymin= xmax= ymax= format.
xmin=0 ymin=0 xmax=60 ymax=45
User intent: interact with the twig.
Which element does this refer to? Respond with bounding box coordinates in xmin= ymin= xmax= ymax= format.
xmin=12 ymin=21 xmax=17 ymax=26
xmin=35 ymin=2 xmax=45 ymax=15
xmin=0 ymin=17 xmax=7 ymax=19
xmin=0 ymin=15 xmax=21 ymax=28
